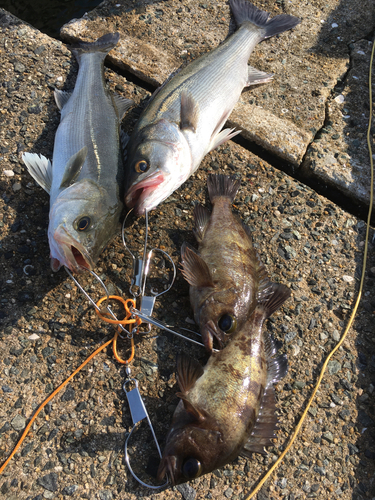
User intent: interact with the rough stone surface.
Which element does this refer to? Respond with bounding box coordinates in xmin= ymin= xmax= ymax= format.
xmin=0 ymin=4 xmax=375 ymax=500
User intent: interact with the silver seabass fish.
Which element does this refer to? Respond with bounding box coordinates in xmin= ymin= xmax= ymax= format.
xmin=125 ymin=0 xmax=300 ymax=214
xmin=157 ymin=285 xmax=291 ymax=485
xmin=22 ymin=33 xmax=133 ymax=272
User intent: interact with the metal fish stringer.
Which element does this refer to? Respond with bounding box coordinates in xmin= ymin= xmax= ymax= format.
xmin=123 ymin=367 xmax=169 ymax=489
xmin=122 ymin=208 xmax=149 ymax=298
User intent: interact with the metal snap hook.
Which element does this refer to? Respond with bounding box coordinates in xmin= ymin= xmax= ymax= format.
xmin=123 ymin=378 xmax=168 ymax=489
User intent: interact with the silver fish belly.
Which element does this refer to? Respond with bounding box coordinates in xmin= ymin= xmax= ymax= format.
xmin=22 ymin=33 xmax=133 ymax=272
xmin=125 ymin=0 xmax=300 ymax=214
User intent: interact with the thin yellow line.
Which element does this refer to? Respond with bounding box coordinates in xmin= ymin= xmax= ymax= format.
xmin=243 ymin=36 xmax=375 ymax=500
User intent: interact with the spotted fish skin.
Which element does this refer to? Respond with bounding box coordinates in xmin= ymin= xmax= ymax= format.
xmin=181 ymin=174 xmax=276 ymax=351
xmin=125 ymin=0 xmax=300 ymax=215
xmin=157 ymin=285 xmax=291 ymax=485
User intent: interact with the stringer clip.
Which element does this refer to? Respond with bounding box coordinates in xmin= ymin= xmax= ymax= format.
xmin=123 ymin=372 xmax=168 ymax=489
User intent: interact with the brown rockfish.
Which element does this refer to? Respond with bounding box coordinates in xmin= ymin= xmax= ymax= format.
xmin=157 ymin=284 xmax=290 ymax=485
xmin=181 ymin=174 xmax=281 ymax=351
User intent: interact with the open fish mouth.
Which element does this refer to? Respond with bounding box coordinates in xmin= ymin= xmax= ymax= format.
xmin=50 ymin=226 xmax=94 ymax=273
xmin=157 ymin=455 xmax=176 ymax=484
xmin=125 ymin=171 xmax=165 ymax=215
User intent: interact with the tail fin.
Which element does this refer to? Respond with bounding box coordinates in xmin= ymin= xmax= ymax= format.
xmin=230 ymin=0 xmax=300 ymax=40
xmin=69 ymin=32 xmax=120 ymax=63
xmin=207 ymin=174 xmax=241 ymax=203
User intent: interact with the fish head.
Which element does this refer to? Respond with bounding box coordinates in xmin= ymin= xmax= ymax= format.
xmin=125 ymin=120 xmax=192 ymax=215
xmin=193 ymin=288 xmax=251 ymax=351
xmin=48 ymin=179 xmax=122 ymax=272
xmin=157 ymin=423 xmax=223 ymax=485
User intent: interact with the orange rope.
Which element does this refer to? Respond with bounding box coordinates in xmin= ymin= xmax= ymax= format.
xmin=0 ymin=336 xmax=113 ymax=474
xmin=0 ymin=294 xmax=142 ymax=474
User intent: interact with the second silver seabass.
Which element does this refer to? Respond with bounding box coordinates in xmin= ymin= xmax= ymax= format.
xmin=125 ymin=0 xmax=300 ymax=215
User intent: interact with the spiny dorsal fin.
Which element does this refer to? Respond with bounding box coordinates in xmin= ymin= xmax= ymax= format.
xmin=207 ymin=174 xmax=241 ymax=203
xmin=180 ymin=242 xmax=214 ymax=288
xmin=22 ymin=152 xmax=52 ymax=194
xmin=59 ymin=146 xmax=88 ymax=189
xmin=54 ymin=89 xmax=72 ymax=110
xmin=176 ymin=353 xmax=204 ymax=394
xmin=180 ymin=91 xmax=199 ymax=133
xmin=112 ymin=94 xmax=134 ymax=121
xmin=193 ymin=204 xmax=211 ymax=243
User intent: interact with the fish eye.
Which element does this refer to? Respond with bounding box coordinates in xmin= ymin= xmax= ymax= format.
xmin=218 ymin=314 xmax=237 ymax=333
xmin=182 ymin=458 xmax=202 ymax=479
xmin=135 ymin=160 xmax=150 ymax=173
xmin=76 ymin=216 xmax=91 ymax=232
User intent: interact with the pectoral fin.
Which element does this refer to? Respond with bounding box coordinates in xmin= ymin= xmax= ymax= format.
xmin=59 ymin=146 xmax=88 ymax=189
xmin=176 ymin=353 xmax=204 ymax=393
xmin=180 ymin=91 xmax=199 ymax=133
xmin=22 ymin=152 xmax=52 ymax=194
xmin=181 ymin=242 xmax=214 ymax=288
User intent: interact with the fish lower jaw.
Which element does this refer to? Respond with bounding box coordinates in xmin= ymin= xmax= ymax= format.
xmin=50 ymin=245 xmax=93 ymax=273
xmin=125 ymin=173 xmax=165 ymax=214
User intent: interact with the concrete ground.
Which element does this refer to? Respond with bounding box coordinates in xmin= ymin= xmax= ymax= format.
xmin=0 ymin=2 xmax=374 ymax=500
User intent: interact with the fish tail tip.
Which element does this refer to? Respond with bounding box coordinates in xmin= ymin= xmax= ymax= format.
xmin=69 ymin=32 xmax=120 ymax=59
xmin=230 ymin=0 xmax=300 ymax=38
xmin=207 ymin=174 xmax=240 ymax=203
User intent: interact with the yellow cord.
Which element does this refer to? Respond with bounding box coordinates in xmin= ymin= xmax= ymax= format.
xmin=244 ymin=36 xmax=375 ymax=500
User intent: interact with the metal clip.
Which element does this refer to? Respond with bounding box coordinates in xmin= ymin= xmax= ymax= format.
xmin=64 ymin=266 xmax=134 ymax=339
xmin=123 ymin=376 xmax=168 ymax=489
xmin=122 ymin=209 xmax=149 ymax=298
xmin=140 ymin=248 xmax=176 ymax=318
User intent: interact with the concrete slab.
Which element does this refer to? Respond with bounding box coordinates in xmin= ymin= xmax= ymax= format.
xmin=59 ymin=0 xmax=375 ymax=205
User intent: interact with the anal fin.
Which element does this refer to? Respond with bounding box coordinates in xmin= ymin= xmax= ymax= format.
xmin=193 ymin=204 xmax=211 ymax=243
xmin=246 ymin=66 xmax=273 ymax=87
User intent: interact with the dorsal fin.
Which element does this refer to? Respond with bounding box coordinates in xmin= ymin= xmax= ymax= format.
xmin=59 ymin=146 xmax=88 ymax=189
xmin=193 ymin=204 xmax=211 ymax=243
xmin=180 ymin=242 xmax=214 ymax=288
xmin=176 ymin=353 xmax=204 ymax=394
